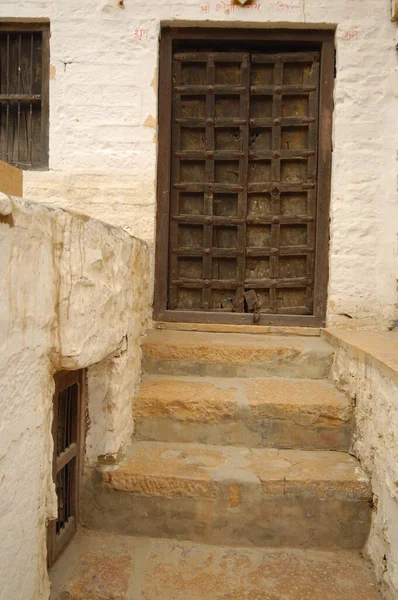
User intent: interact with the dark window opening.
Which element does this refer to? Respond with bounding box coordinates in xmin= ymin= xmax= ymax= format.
xmin=0 ymin=22 xmax=49 ymax=169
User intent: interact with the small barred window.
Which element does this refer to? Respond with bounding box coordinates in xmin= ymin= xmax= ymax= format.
xmin=0 ymin=23 xmax=49 ymax=169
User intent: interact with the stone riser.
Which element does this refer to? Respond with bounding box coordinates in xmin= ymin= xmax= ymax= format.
xmin=142 ymin=357 xmax=332 ymax=380
xmin=142 ymin=331 xmax=333 ymax=380
xmin=83 ymin=479 xmax=371 ymax=551
xmin=82 ymin=443 xmax=371 ymax=551
xmin=134 ymin=417 xmax=352 ymax=451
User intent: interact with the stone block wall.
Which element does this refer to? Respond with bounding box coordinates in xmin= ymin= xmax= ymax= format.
xmin=0 ymin=193 xmax=152 ymax=600
xmin=331 ymin=337 xmax=398 ymax=599
xmin=0 ymin=0 xmax=396 ymax=328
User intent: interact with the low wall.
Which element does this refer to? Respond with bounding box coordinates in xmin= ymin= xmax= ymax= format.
xmin=0 ymin=193 xmax=152 ymax=600
xmin=325 ymin=329 xmax=398 ymax=600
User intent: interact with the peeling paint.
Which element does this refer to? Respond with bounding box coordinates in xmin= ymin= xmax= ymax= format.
xmin=151 ymin=68 xmax=158 ymax=94
xmin=144 ymin=114 xmax=156 ymax=129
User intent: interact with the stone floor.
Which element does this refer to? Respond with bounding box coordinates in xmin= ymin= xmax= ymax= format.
xmin=50 ymin=529 xmax=381 ymax=600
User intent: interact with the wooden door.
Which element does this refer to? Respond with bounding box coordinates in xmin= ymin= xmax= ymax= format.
xmin=155 ymin=31 xmax=334 ymax=327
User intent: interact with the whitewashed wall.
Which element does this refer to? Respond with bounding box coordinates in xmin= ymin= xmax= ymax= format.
xmin=0 ymin=0 xmax=397 ymax=328
xmin=331 ymin=341 xmax=398 ymax=600
xmin=0 ymin=193 xmax=152 ymax=600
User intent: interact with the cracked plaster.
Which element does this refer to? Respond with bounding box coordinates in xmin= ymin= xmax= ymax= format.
xmin=0 ymin=193 xmax=152 ymax=600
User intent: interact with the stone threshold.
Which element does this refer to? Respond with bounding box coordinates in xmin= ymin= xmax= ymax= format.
xmin=323 ymin=328 xmax=398 ymax=387
xmin=154 ymin=321 xmax=321 ymax=336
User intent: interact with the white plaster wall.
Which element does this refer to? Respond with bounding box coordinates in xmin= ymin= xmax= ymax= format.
xmin=0 ymin=0 xmax=397 ymax=326
xmin=332 ymin=347 xmax=398 ymax=600
xmin=0 ymin=193 xmax=152 ymax=600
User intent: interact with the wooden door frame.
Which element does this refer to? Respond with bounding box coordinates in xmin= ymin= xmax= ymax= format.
xmin=0 ymin=21 xmax=50 ymax=169
xmin=154 ymin=26 xmax=334 ymax=327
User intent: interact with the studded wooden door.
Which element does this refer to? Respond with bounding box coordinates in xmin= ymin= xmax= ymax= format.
xmin=155 ymin=31 xmax=334 ymax=326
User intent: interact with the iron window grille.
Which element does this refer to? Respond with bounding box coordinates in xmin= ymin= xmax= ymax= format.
xmin=0 ymin=22 xmax=49 ymax=169
xmin=47 ymin=370 xmax=84 ymax=568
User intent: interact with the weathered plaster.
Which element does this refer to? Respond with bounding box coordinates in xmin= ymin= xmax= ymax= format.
xmin=0 ymin=0 xmax=395 ymax=327
xmin=0 ymin=193 xmax=151 ymax=600
xmin=331 ymin=341 xmax=398 ymax=599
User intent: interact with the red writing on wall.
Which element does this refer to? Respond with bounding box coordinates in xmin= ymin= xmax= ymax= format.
xmin=134 ymin=29 xmax=149 ymax=41
xmin=200 ymin=3 xmax=211 ymax=13
xmin=276 ymin=0 xmax=298 ymax=11
xmin=341 ymin=29 xmax=359 ymax=41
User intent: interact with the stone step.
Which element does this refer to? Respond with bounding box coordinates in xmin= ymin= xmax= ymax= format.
xmin=133 ymin=376 xmax=353 ymax=451
xmin=50 ymin=529 xmax=381 ymax=600
xmin=142 ymin=330 xmax=333 ymax=379
xmin=84 ymin=442 xmax=371 ymax=550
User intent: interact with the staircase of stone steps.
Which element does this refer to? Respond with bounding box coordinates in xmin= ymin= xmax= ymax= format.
xmin=83 ymin=331 xmax=372 ymax=549
xmin=62 ymin=330 xmax=379 ymax=599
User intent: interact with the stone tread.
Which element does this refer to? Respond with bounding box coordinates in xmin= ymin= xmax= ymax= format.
xmin=100 ymin=441 xmax=370 ymax=500
xmin=50 ymin=529 xmax=381 ymax=600
xmin=142 ymin=330 xmax=333 ymax=379
xmin=143 ymin=329 xmax=333 ymax=363
xmin=135 ymin=375 xmax=352 ymax=424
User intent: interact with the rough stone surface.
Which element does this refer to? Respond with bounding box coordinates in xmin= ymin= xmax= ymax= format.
xmin=50 ymin=529 xmax=135 ymax=600
xmin=50 ymin=529 xmax=381 ymax=600
xmin=328 ymin=329 xmax=398 ymax=600
xmin=84 ymin=441 xmax=372 ymax=549
xmin=134 ymin=375 xmax=353 ymax=450
xmin=142 ymin=330 xmax=333 ymax=379
xmin=154 ymin=322 xmax=322 ymax=337
xmin=135 ymin=377 xmax=239 ymax=423
xmin=0 ymin=196 xmax=151 ymax=600
xmin=0 ymin=0 xmax=396 ymax=328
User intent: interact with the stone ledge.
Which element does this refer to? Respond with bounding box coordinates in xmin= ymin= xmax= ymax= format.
xmin=322 ymin=329 xmax=398 ymax=387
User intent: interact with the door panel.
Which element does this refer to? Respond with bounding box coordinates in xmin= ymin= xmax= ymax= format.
xmin=165 ymin=47 xmax=322 ymax=323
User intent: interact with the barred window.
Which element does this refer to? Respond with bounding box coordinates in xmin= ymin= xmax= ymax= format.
xmin=0 ymin=22 xmax=49 ymax=169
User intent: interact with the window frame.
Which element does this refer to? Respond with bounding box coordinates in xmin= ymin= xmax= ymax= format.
xmin=47 ymin=369 xmax=86 ymax=568
xmin=0 ymin=20 xmax=50 ymax=169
